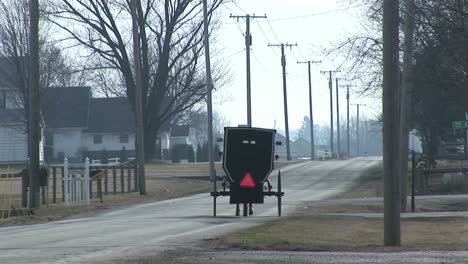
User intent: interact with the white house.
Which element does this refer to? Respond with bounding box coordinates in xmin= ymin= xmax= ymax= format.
xmin=0 ymin=57 xmax=28 ymax=164
xmin=1 ymin=56 xmax=191 ymax=163
xmin=42 ymin=87 xmax=136 ymax=162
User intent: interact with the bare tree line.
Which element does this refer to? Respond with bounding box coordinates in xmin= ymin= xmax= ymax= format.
xmin=0 ymin=0 xmax=231 ymax=160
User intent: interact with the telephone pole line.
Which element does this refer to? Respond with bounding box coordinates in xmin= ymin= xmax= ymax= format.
xmin=320 ymin=70 xmax=340 ymax=158
xmin=298 ymin=60 xmax=321 ymax=160
xmin=335 ymin=78 xmax=341 ymax=159
xmin=230 ymin=14 xmax=267 ymax=126
xmin=400 ymin=0 xmax=415 ymax=213
xmin=347 ymin=85 xmax=350 ymax=157
xmin=131 ymin=0 xmax=146 ymax=195
xmin=269 ymin=43 xmax=297 ymax=161
xmin=383 ymin=0 xmax=401 ymax=246
xmin=203 ymin=0 xmax=216 ymax=184
xmin=28 ymin=0 xmax=40 ymax=208
xmin=351 ymin=103 xmax=365 ymax=156
xmin=340 ymin=84 xmax=356 ymax=157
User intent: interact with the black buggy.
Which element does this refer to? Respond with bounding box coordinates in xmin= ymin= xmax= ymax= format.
xmin=211 ymin=127 xmax=284 ymax=217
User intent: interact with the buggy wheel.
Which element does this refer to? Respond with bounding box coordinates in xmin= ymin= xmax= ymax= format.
xmin=213 ymin=175 xmax=217 ymax=217
xmin=277 ymin=170 xmax=282 ymax=217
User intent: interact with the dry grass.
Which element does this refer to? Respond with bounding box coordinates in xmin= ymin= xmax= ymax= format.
xmin=221 ymin=215 xmax=468 ymax=251
xmin=0 ymin=176 xmax=212 ymax=226
xmin=0 ymin=162 xmax=220 ymax=226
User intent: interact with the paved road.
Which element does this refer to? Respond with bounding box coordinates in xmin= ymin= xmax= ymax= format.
xmin=0 ymin=158 xmax=379 ymax=264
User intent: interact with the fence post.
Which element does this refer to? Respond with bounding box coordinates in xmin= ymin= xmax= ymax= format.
xmin=84 ymin=158 xmax=90 ymax=205
xmin=120 ymin=167 xmax=124 ymax=193
xmin=89 ymin=165 xmax=93 ymax=199
xmin=52 ymin=167 xmax=57 ymax=203
xmin=61 ymin=166 xmax=65 ymax=202
xmin=127 ymin=166 xmax=131 ymax=193
xmin=64 ymin=158 xmax=69 ymax=205
xmin=104 ymin=167 xmax=108 ymax=195
xmin=134 ymin=165 xmax=138 ymax=192
xmin=112 ymin=167 xmax=117 ymax=194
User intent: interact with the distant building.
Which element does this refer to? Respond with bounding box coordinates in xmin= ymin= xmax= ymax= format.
xmin=0 ymin=57 xmax=27 ymax=164
xmin=0 ymin=55 xmax=191 ymax=164
xmin=42 ymin=86 xmax=136 ymax=162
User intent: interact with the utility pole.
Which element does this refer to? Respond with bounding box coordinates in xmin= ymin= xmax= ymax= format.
xmin=269 ymin=43 xmax=297 ymax=161
xmin=203 ymin=0 xmax=216 ymax=182
xmin=335 ymin=78 xmax=341 ymax=159
xmin=357 ymin=104 xmax=360 ymax=156
xmin=365 ymin=119 xmax=368 ymax=154
xmin=131 ymin=0 xmax=146 ymax=195
xmin=383 ymin=0 xmax=401 ymax=246
xmin=400 ymin=0 xmax=415 ymax=213
xmin=297 ymin=60 xmax=321 ymax=160
xmin=347 ymin=85 xmax=350 ymax=157
xmin=230 ymin=14 xmax=267 ymax=127
xmin=352 ymin=103 xmax=365 ymax=156
xmin=28 ymin=0 xmax=40 ymax=208
xmin=340 ymin=84 xmax=356 ymax=157
xmin=320 ymin=70 xmax=340 ymax=158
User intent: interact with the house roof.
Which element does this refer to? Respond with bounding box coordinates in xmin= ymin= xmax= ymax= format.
xmin=43 ymin=87 xmax=91 ymax=128
xmin=86 ymin=97 xmax=135 ymax=133
xmin=170 ymin=125 xmax=189 ymax=137
xmin=0 ymin=57 xmax=26 ymax=88
xmin=274 ymin=132 xmax=292 ymax=144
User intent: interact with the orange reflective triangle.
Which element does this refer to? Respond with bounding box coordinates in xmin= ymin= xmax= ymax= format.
xmin=240 ymin=172 xmax=256 ymax=188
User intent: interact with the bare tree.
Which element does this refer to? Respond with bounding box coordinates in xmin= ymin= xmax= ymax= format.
xmin=47 ymin=0 xmax=228 ymax=159
xmin=184 ymin=110 xmax=227 ymax=147
xmin=0 ymin=0 xmax=77 ymax=131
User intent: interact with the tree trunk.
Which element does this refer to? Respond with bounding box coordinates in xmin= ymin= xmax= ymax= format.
xmin=143 ymin=127 xmax=157 ymax=161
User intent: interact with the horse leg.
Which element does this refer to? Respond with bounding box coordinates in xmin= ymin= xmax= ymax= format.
xmin=249 ymin=203 xmax=253 ymax=215
xmin=243 ymin=203 xmax=248 ymax=216
xmin=235 ymin=203 xmax=240 ymax=216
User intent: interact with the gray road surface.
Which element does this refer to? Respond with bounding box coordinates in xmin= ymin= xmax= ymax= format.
xmin=0 ymin=157 xmax=383 ymax=263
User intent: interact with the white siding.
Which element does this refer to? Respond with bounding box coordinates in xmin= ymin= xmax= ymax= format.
xmin=0 ymin=125 xmax=27 ymax=162
xmin=160 ymin=132 xmax=170 ymax=150
xmin=52 ymin=129 xmax=84 ymax=159
xmin=84 ymin=133 xmax=135 ymax=152
xmin=4 ymin=90 xmax=22 ymax=109
xmin=170 ymin=137 xmax=188 ymax=148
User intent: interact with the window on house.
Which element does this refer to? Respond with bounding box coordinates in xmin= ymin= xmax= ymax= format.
xmin=0 ymin=91 xmax=5 ymax=108
xmin=93 ymin=134 xmax=103 ymax=144
xmin=120 ymin=134 xmax=129 ymax=143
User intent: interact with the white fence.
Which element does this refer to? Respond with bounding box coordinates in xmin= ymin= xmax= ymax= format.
xmin=63 ymin=158 xmax=90 ymax=205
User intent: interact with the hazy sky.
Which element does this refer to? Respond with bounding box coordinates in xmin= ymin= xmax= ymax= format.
xmin=212 ymin=0 xmax=381 ymax=131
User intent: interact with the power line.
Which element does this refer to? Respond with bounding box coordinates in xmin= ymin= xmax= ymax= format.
xmin=266 ymin=19 xmax=280 ymax=43
xmin=297 ymin=46 xmax=308 ymax=61
xmin=255 ymin=19 xmax=278 ymax=57
xmin=232 ymin=2 xmax=247 ymax=13
xmin=266 ymin=5 xmax=366 ymax=22
xmin=251 ymin=52 xmax=268 ymax=73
